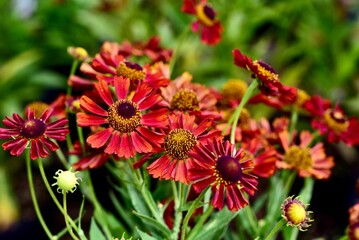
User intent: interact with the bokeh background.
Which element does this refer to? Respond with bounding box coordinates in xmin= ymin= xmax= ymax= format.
xmin=0 ymin=0 xmax=359 ymax=239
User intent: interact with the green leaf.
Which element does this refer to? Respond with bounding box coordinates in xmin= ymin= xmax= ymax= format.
xmin=132 ymin=210 xmax=171 ymax=238
xmin=89 ymin=217 xmax=107 ymax=240
xmin=192 ymin=207 xmax=239 ymax=240
xmin=136 ymin=227 xmax=158 ymax=240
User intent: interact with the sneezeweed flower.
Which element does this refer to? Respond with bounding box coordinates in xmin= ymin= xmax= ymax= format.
xmin=189 ymin=138 xmax=258 ymax=211
xmin=219 ymin=79 xmax=248 ymax=106
xmin=277 ymin=130 xmax=334 ymax=179
xmin=0 ymin=108 xmax=69 ymax=160
xmin=281 ymin=196 xmax=313 ymax=231
xmin=52 ymin=168 xmax=81 ymax=194
xmin=146 ymin=112 xmax=221 ymax=184
xmin=303 ymin=95 xmax=359 ymax=146
xmin=161 ymin=72 xmax=220 ymax=120
xmin=232 ymin=49 xmax=297 ymax=103
xmin=70 ymin=140 xmax=111 ymax=170
xmin=241 ymin=138 xmax=278 ymax=178
xmin=77 ymin=77 xmax=168 ymax=159
xmin=182 ymin=0 xmax=223 ymax=45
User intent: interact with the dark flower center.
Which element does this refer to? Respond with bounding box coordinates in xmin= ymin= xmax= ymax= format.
xmin=170 ymin=89 xmax=200 ymax=112
xmin=107 ymin=99 xmax=141 ymax=133
xmin=20 ymin=119 xmax=47 ymax=139
xmin=116 ymin=61 xmax=145 ymax=81
xmin=216 ymin=155 xmax=242 ymax=183
xmin=323 ymin=109 xmax=349 ymax=133
xmin=195 ymin=3 xmax=216 ymax=26
xmin=284 ymin=146 xmax=312 ymax=170
xmin=164 ymin=129 xmax=197 ymax=160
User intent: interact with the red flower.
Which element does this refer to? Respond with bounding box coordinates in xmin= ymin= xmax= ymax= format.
xmin=160 ymin=72 xmax=220 ymax=120
xmin=77 ymin=77 xmax=168 ymax=158
xmin=241 ymin=138 xmax=278 ymax=178
xmin=70 ymin=140 xmax=111 ymax=170
xmin=233 ymin=49 xmax=296 ymax=103
xmin=303 ymin=95 xmax=359 ymax=146
xmin=0 ymin=108 xmax=69 ymax=160
xmin=189 ymin=138 xmax=258 ymax=211
xmin=146 ymin=112 xmax=221 ymax=184
xmin=182 ymin=0 xmax=223 ymax=45
xmin=277 ymin=130 xmax=334 ymax=179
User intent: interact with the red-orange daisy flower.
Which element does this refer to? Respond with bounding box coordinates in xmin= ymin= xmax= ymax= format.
xmin=77 ymin=77 xmax=168 ymax=159
xmin=241 ymin=138 xmax=278 ymax=178
xmin=182 ymin=0 xmax=223 ymax=45
xmin=232 ymin=49 xmax=296 ymax=103
xmin=189 ymin=138 xmax=258 ymax=211
xmin=146 ymin=112 xmax=221 ymax=184
xmin=277 ymin=130 xmax=334 ymax=179
xmin=160 ymin=72 xmax=220 ymax=120
xmin=0 ymin=108 xmax=69 ymax=160
xmin=303 ymin=95 xmax=359 ymax=146
xmin=70 ymin=139 xmax=111 ymax=170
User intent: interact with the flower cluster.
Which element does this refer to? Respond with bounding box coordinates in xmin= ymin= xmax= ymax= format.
xmin=0 ymin=2 xmax=358 ymax=239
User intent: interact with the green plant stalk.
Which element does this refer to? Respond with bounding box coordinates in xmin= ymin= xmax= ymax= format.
xmin=244 ymin=204 xmax=259 ymax=237
xmin=67 ymin=59 xmax=79 ymax=97
xmin=26 ymin=152 xmax=55 ymax=240
xmin=187 ymin=205 xmax=214 ymax=240
xmin=63 ymin=193 xmax=80 ymax=240
xmin=180 ymin=186 xmax=210 ymax=240
xmin=77 ymin=124 xmax=86 ymax=157
xmin=36 ymin=158 xmax=84 ymax=238
xmin=229 ymin=80 xmax=259 ymax=144
xmin=85 ymin=170 xmax=113 ymax=239
xmin=264 ymin=218 xmax=286 ymax=240
xmin=288 ymin=107 xmax=298 ymax=142
xmin=169 ymin=25 xmax=190 ymax=77
xmin=170 ymin=181 xmax=183 ymax=240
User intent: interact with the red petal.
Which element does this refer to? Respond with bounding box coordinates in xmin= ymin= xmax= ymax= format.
xmin=87 ymin=128 xmax=112 ymax=148
xmin=114 ymin=76 xmax=129 ymax=99
xmin=77 ymin=113 xmax=107 ymax=127
xmin=80 ymin=96 xmax=108 ymax=116
xmin=95 ymin=80 xmax=114 ymax=106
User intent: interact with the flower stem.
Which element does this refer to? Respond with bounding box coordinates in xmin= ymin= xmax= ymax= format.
xmin=229 ymin=80 xmax=259 ymax=144
xmin=36 ymin=158 xmax=82 ymax=235
xmin=63 ymin=193 xmax=80 ymax=240
xmin=187 ymin=205 xmax=214 ymax=240
xmin=264 ymin=218 xmax=286 ymax=240
xmin=67 ymin=60 xmax=79 ymax=97
xmin=289 ymin=106 xmax=298 ymax=142
xmin=170 ymin=181 xmax=183 ymax=240
xmin=26 ymin=152 xmax=55 ymax=240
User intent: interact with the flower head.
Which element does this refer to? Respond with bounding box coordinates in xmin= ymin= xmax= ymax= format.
xmin=182 ymin=0 xmax=223 ymax=45
xmin=277 ymin=130 xmax=334 ymax=179
xmin=281 ymin=196 xmax=313 ymax=231
xmin=303 ymin=95 xmax=359 ymax=146
xmin=146 ymin=112 xmax=221 ymax=184
xmin=189 ymin=138 xmax=258 ymax=211
xmin=52 ymin=168 xmax=81 ymax=194
xmin=0 ymin=108 xmax=69 ymax=160
xmin=77 ymin=77 xmax=168 ymax=159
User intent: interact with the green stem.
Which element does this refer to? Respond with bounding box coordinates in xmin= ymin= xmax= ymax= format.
xmin=169 ymin=25 xmax=190 ymax=78
xmin=187 ymin=205 xmax=214 ymax=240
xmin=180 ymin=186 xmax=210 ymax=240
xmin=264 ymin=218 xmax=286 ymax=240
xmin=36 ymin=158 xmax=81 ymax=234
xmin=77 ymin=124 xmax=86 ymax=156
xmin=63 ymin=193 xmax=80 ymax=240
xmin=170 ymin=181 xmax=183 ymax=240
xmin=67 ymin=60 xmax=79 ymax=97
xmin=289 ymin=107 xmax=298 ymax=142
xmin=229 ymin=80 xmax=259 ymax=144
xmin=26 ymin=152 xmax=55 ymax=240
xmin=85 ymin=170 xmax=113 ymax=239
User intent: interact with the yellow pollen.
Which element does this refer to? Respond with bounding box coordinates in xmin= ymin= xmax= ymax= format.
xmin=195 ymin=4 xmax=215 ymax=27
xmin=107 ymin=100 xmax=141 ymax=133
xmin=170 ymin=89 xmax=200 ymax=112
xmin=164 ymin=129 xmax=197 ymax=160
xmin=323 ymin=109 xmax=349 ymax=134
xmin=25 ymin=102 xmax=49 ymax=118
xmin=253 ymin=61 xmax=279 ymax=82
xmin=284 ymin=146 xmax=312 ymax=170
xmin=295 ymin=90 xmax=310 ymax=108
xmin=287 ymin=203 xmax=306 ymax=225
xmin=116 ymin=62 xmax=146 ymax=81
xmin=354 ymin=227 xmax=359 ymax=239
xmin=238 ymin=108 xmax=251 ymax=130
xmin=222 ymin=79 xmax=248 ymax=101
